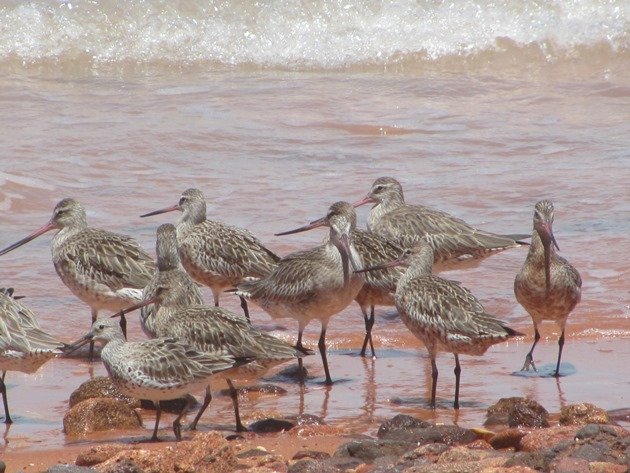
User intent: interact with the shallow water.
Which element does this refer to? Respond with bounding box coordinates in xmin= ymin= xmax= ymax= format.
xmin=0 ymin=0 xmax=629 ymax=461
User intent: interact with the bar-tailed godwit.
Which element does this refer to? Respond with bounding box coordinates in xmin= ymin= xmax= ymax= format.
xmin=241 ymin=201 xmax=364 ymax=385
xmin=0 ymin=288 xmax=65 ymax=423
xmin=65 ymin=318 xmax=240 ymax=441
xmin=358 ymin=243 xmax=522 ymax=408
xmin=354 ymin=177 xmax=528 ymax=261
xmin=0 ymin=198 xmax=156 ymax=359
xmin=514 ymin=200 xmax=581 ymax=376
xmin=113 ymin=222 xmax=310 ymax=432
xmin=140 ymin=188 xmax=280 ymax=322
xmin=278 ymin=208 xmax=404 ymax=358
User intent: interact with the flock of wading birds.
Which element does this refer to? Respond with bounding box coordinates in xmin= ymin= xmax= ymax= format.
xmin=0 ymin=177 xmax=582 ymax=441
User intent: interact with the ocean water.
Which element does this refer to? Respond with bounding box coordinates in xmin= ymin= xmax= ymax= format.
xmin=0 ymin=0 xmax=628 ymax=467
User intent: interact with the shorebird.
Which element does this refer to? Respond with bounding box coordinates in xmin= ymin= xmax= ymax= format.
xmin=66 ymin=319 xmax=239 ymax=441
xmin=358 ymin=243 xmax=522 ymax=408
xmin=140 ymin=188 xmax=280 ymax=322
xmin=239 ymin=201 xmax=364 ymax=385
xmin=514 ymin=200 xmax=581 ymax=376
xmin=0 ymin=288 xmax=65 ymax=423
xmin=279 ymin=208 xmax=404 ymax=358
xmin=353 ymin=177 xmax=529 ymax=262
xmin=113 ymin=222 xmax=310 ymax=432
xmin=139 ymin=223 xmax=204 ymax=339
xmin=0 ymin=198 xmax=156 ymax=359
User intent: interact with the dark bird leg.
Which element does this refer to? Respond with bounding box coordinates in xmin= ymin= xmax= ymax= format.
xmin=522 ymin=324 xmax=540 ymax=372
xmin=227 ymin=379 xmax=247 ymax=432
xmin=151 ymin=401 xmax=162 ymax=441
xmin=173 ymin=396 xmax=191 ymax=441
xmin=1 ymin=372 xmax=12 ymax=424
xmin=239 ymin=296 xmax=251 ymax=324
xmin=189 ymin=386 xmax=212 ymax=430
xmin=554 ymin=328 xmax=565 ymax=377
xmin=318 ymin=325 xmax=333 ymax=386
xmin=453 ymin=354 xmax=461 ymax=410
xmin=89 ymin=309 xmax=98 ymax=361
xmin=297 ymin=329 xmax=306 ymax=384
xmin=429 ymin=356 xmax=438 ymax=408
xmin=360 ymin=306 xmax=376 ymax=359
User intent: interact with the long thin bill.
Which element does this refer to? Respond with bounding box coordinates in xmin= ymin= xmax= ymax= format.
xmin=0 ymin=221 xmax=56 ymax=256
xmin=110 ymin=296 xmax=157 ymax=318
xmin=275 ymin=217 xmax=327 ymax=236
xmin=140 ymin=204 xmax=180 ymax=218
xmin=352 ymin=196 xmax=375 ymax=208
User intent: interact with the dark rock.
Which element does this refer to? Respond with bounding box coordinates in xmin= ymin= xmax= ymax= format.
xmin=293 ymin=413 xmax=326 ymax=426
xmin=377 ymin=414 xmax=432 ymax=439
xmin=377 ymin=414 xmax=476 ymax=447
xmin=560 ymin=403 xmax=612 ymax=425
xmin=287 ymin=459 xmax=338 ymax=473
xmin=486 ymin=397 xmax=549 ymax=428
xmin=292 ymin=450 xmax=331 ymax=461
xmin=277 ymin=363 xmax=309 ymax=381
xmin=572 ymin=442 xmax=609 ymax=462
xmin=69 ymin=377 xmax=139 ymax=408
xmin=63 ymin=398 xmax=142 ymax=436
xmin=575 ymin=423 xmax=601 ymax=440
xmin=139 ymin=394 xmax=197 ymax=414
xmin=45 ymin=467 xmax=97 ymax=473
xmin=248 ymin=417 xmax=295 ymax=433
xmin=334 ymin=438 xmax=415 ymax=462
xmin=503 ymin=450 xmax=555 ymax=470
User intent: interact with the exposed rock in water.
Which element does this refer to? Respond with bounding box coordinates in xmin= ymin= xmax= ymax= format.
xmin=69 ymin=376 xmax=139 ymax=408
xmin=63 ymin=398 xmax=142 ymax=436
xmin=559 ymin=403 xmax=613 ymax=426
xmin=486 ymin=397 xmax=549 ymax=428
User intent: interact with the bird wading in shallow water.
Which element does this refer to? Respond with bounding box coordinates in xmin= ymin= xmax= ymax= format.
xmin=0 ymin=198 xmax=156 ymax=360
xmin=140 ymin=188 xmax=280 ymax=322
xmin=358 ymin=243 xmax=522 ymax=409
xmin=353 ymin=177 xmax=529 ymax=262
xmin=65 ymin=318 xmax=241 ymax=441
xmin=514 ymin=200 xmax=581 ymax=377
xmin=236 ymin=201 xmax=364 ymax=385
xmin=0 ymin=288 xmax=65 ymax=423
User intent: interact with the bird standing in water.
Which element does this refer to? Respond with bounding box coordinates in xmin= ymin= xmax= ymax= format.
xmin=354 ymin=177 xmax=529 ymax=261
xmin=359 ymin=243 xmax=522 ymax=408
xmin=0 ymin=198 xmax=156 ymax=360
xmin=514 ymin=200 xmax=581 ymax=376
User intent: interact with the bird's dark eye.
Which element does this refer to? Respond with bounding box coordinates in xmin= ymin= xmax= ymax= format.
xmin=374 ymin=185 xmax=384 ymax=192
xmin=98 ymin=324 xmax=105 ymax=330
xmin=179 ymin=197 xmax=188 ymax=206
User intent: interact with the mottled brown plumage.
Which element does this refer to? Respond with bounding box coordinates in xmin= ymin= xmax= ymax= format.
xmin=118 ymin=223 xmax=308 ymax=432
xmin=0 ymin=288 xmax=65 ymax=423
xmin=141 ymin=188 xmax=280 ymax=321
xmin=351 ymin=229 xmax=405 ymax=358
xmin=514 ymin=200 xmax=581 ymax=376
xmin=361 ymin=243 xmax=521 ymax=408
xmin=238 ymin=201 xmax=364 ymax=385
xmin=354 ymin=177 xmax=528 ymax=261
xmin=140 ymin=223 xmax=204 ymax=338
xmin=0 ymin=198 xmax=156 ymax=359
xmin=66 ymin=319 xmax=238 ymax=441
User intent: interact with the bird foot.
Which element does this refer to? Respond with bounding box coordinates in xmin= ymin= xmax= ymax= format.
xmin=521 ymin=355 xmax=537 ymax=372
